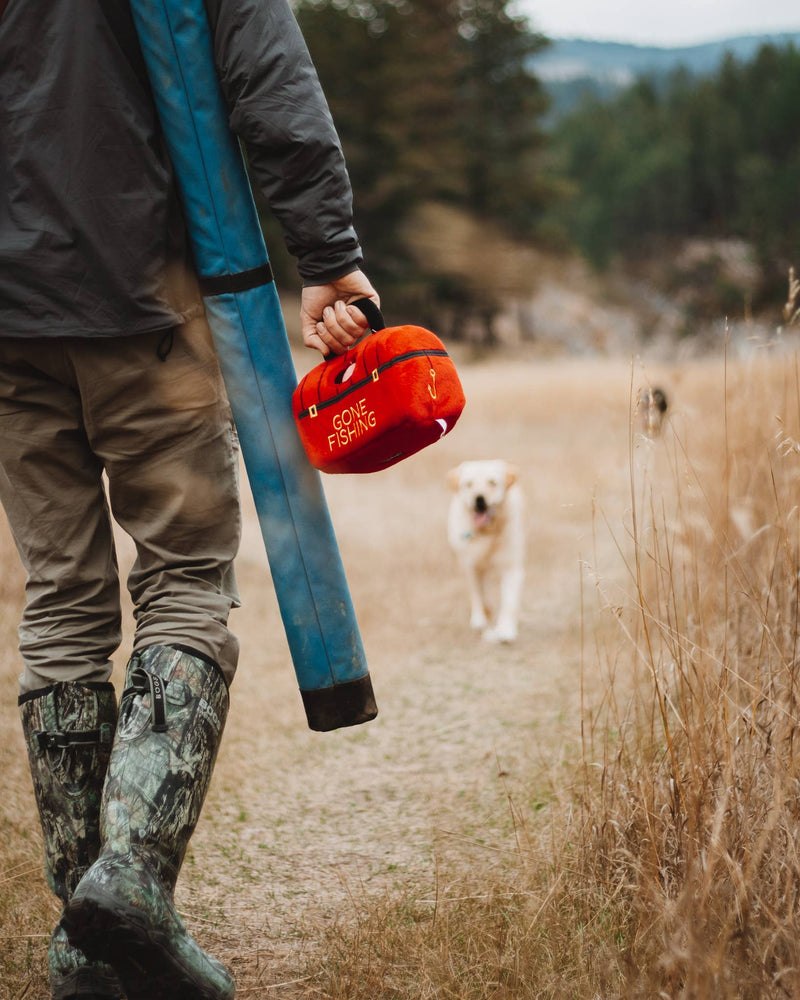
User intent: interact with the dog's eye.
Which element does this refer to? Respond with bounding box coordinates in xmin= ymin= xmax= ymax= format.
xmin=464 ymin=480 xmax=473 ymax=489
xmin=488 ymin=478 xmax=498 ymax=487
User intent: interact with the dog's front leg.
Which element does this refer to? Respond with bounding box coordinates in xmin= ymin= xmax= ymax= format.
xmin=483 ymin=566 xmax=524 ymax=643
xmin=464 ymin=564 xmax=489 ymax=630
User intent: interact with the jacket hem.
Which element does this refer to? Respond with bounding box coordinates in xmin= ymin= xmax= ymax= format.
xmin=0 ymin=304 xmax=205 ymax=340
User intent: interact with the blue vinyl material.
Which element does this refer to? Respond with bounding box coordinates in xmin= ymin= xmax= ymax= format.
xmin=128 ymin=0 xmax=369 ymax=696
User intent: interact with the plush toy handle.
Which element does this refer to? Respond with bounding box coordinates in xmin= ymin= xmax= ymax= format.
xmin=321 ymin=297 xmax=385 ymax=361
xmin=348 ymin=297 xmax=386 ymax=333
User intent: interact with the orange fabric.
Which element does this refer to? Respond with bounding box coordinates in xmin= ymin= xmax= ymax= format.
xmin=293 ymin=325 xmax=465 ymax=474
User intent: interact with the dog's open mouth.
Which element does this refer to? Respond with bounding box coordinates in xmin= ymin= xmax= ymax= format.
xmin=472 ymin=498 xmax=493 ymax=529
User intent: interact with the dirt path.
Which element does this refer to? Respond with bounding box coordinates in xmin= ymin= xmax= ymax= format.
xmin=166 ymin=353 xmax=669 ymax=993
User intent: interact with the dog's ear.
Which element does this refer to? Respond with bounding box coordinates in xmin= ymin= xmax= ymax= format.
xmin=505 ymin=463 xmax=520 ymax=487
xmin=447 ymin=466 xmax=462 ymax=491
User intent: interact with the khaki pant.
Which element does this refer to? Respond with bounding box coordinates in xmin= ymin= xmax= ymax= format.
xmin=0 ymin=319 xmax=241 ymax=694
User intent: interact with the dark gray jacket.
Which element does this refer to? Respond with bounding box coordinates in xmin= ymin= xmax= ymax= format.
xmin=0 ymin=0 xmax=362 ymax=338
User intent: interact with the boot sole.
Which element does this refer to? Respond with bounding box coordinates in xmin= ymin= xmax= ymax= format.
xmin=62 ymin=886 xmax=234 ymax=1000
xmin=52 ymin=966 xmax=123 ymax=1000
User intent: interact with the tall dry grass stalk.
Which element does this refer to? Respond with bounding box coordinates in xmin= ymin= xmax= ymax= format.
xmin=304 ymin=349 xmax=800 ymax=1000
xmin=0 ymin=525 xmax=52 ymax=1000
xmin=579 ymin=348 xmax=800 ymax=998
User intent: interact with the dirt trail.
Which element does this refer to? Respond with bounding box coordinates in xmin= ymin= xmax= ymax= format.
xmin=0 ymin=353 xmax=679 ymax=998
xmin=167 ymin=353 xmax=671 ymax=992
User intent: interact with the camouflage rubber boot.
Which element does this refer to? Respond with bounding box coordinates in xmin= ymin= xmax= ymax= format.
xmin=62 ymin=645 xmax=235 ymax=1000
xmin=19 ymin=682 xmax=122 ymax=1000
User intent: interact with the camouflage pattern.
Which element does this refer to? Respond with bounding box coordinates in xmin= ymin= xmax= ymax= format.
xmin=63 ymin=841 xmax=236 ymax=999
xmin=48 ymin=925 xmax=121 ymax=1000
xmin=19 ymin=682 xmax=122 ymax=999
xmin=63 ymin=645 xmax=234 ymax=1000
xmin=19 ymin=682 xmax=117 ymax=899
xmin=103 ymin=644 xmax=229 ymax=887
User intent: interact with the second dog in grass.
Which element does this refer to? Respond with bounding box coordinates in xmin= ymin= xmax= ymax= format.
xmin=447 ymin=459 xmax=525 ymax=643
xmin=638 ymin=386 xmax=668 ymax=438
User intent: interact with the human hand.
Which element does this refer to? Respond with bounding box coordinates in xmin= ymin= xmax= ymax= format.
xmin=300 ymin=270 xmax=380 ymax=356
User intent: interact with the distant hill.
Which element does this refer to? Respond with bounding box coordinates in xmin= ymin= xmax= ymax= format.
xmin=531 ymin=32 xmax=800 ymax=121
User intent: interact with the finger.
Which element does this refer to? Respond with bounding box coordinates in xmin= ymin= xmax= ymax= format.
xmin=303 ymin=329 xmax=330 ymax=356
xmin=301 ymin=316 xmax=335 ymax=354
xmin=333 ymin=299 xmax=367 ymax=336
xmin=322 ymin=304 xmax=350 ymax=337
xmin=321 ymin=306 xmax=358 ymax=348
xmin=315 ymin=321 xmax=348 ymax=356
xmin=343 ymin=302 xmax=372 ymax=332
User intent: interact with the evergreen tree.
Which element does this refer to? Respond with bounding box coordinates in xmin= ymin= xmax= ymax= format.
xmin=454 ymin=0 xmax=550 ymax=234
xmin=293 ymin=0 xmax=552 ymax=308
xmin=548 ymin=41 xmax=800 ymax=299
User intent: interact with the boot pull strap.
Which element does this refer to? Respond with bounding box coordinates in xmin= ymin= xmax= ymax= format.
xmin=127 ymin=667 xmax=169 ymax=733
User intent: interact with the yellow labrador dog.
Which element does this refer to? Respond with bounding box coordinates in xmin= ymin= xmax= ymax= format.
xmin=447 ymin=459 xmax=525 ymax=643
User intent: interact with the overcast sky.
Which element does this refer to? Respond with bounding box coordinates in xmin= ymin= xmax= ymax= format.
xmin=514 ymin=0 xmax=800 ymax=46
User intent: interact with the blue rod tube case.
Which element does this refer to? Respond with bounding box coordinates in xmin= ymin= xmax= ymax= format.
xmin=128 ymin=0 xmax=376 ymax=732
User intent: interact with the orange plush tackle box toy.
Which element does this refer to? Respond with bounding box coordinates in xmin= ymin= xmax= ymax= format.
xmin=292 ymin=299 xmax=465 ymax=474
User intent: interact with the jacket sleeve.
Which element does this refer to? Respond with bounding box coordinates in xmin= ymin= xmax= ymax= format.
xmin=204 ymin=0 xmax=363 ymax=283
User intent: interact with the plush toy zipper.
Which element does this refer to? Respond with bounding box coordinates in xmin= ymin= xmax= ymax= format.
xmin=297 ymin=349 xmax=450 ymax=420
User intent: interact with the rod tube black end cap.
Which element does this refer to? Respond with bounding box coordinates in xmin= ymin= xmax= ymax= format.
xmin=301 ymin=674 xmax=378 ymax=732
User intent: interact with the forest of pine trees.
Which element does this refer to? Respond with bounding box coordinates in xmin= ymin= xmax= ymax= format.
xmin=547 ymin=43 xmax=800 ymax=302
xmin=257 ymin=0 xmax=799 ymax=330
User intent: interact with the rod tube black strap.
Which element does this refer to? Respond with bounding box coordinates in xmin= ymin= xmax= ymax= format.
xmin=199 ymin=263 xmax=274 ymax=297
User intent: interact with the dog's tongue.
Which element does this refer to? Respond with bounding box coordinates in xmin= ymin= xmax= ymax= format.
xmin=473 ymin=510 xmax=490 ymax=529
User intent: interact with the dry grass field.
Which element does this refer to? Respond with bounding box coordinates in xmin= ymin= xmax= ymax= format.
xmin=3 ymin=339 xmax=800 ymax=998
